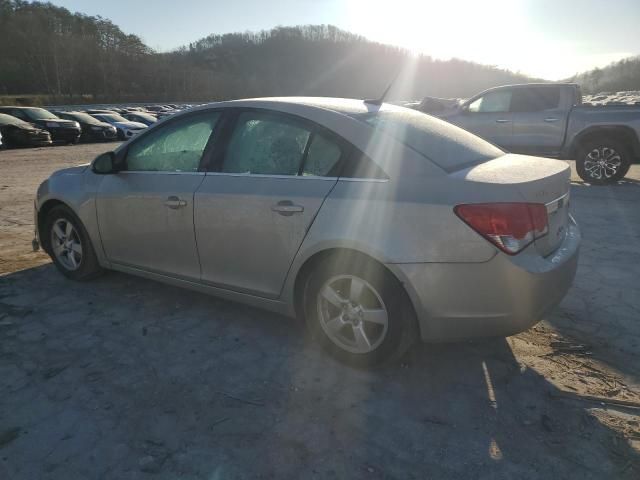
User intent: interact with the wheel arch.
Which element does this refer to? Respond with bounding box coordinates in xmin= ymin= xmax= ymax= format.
xmin=38 ymin=199 xmax=76 ymax=254
xmin=570 ymin=125 xmax=640 ymax=159
xmin=290 ymin=247 xmax=421 ymax=336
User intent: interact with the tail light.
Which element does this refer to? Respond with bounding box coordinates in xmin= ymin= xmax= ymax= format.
xmin=454 ymin=203 xmax=548 ymax=255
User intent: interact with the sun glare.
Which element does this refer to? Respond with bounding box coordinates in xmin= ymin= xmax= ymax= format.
xmin=344 ymin=0 xmax=607 ymax=80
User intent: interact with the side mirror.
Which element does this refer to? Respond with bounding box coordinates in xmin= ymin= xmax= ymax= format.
xmin=92 ymin=151 xmax=118 ymax=174
xmin=459 ymin=104 xmax=470 ymax=114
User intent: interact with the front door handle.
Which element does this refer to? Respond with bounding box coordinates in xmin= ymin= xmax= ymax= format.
xmin=272 ymin=200 xmax=304 ymax=216
xmin=495 ymin=119 xmax=511 ymax=123
xmin=544 ymin=117 xmax=559 ymax=122
xmin=164 ymin=196 xmax=187 ymax=209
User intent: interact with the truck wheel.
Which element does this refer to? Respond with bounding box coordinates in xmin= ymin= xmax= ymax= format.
xmin=576 ymin=138 xmax=631 ymax=185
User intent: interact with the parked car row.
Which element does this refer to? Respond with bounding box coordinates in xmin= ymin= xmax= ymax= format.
xmin=0 ymin=103 xmax=194 ymax=148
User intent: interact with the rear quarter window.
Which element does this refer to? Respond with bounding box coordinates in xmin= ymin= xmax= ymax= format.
xmin=353 ymin=109 xmax=504 ymax=172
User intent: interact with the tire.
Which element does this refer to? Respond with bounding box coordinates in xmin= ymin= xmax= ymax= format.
xmin=44 ymin=205 xmax=103 ymax=281
xmin=303 ymin=253 xmax=416 ymax=367
xmin=576 ymin=137 xmax=631 ymax=185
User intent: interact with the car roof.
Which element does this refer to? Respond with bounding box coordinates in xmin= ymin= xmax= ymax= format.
xmin=0 ymin=106 xmax=48 ymax=110
xmin=227 ymin=97 xmax=393 ymax=115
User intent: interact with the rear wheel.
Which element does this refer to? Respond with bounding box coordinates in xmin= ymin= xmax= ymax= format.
xmin=576 ymin=138 xmax=631 ymax=185
xmin=44 ymin=206 xmax=103 ymax=280
xmin=303 ymin=254 xmax=416 ymax=367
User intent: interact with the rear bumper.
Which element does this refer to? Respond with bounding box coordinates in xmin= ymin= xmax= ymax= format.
xmin=390 ymin=216 xmax=580 ymax=342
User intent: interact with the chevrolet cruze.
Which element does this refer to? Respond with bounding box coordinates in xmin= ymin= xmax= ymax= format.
xmin=34 ymin=98 xmax=580 ymax=365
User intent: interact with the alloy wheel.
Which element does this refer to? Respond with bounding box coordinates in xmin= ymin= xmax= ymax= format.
xmin=50 ymin=218 xmax=83 ymax=271
xmin=316 ymin=274 xmax=389 ymax=354
xmin=583 ymin=146 xmax=622 ymax=181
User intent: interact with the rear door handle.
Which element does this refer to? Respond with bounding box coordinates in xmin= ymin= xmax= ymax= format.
xmin=272 ymin=200 xmax=304 ymax=216
xmin=495 ymin=119 xmax=511 ymax=123
xmin=164 ymin=196 xmax=187 ymax=209
xmin=544 ymin=117 xmax=559 ymax=122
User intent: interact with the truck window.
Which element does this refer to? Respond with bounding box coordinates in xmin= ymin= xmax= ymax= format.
xmin=510 ymin=87 xmax=560 ymax=112
xmin=467 ymin=91 xmax=512 ymax=113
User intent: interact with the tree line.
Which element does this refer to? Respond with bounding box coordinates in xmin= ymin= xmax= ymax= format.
xmin=569 ymin=56 xmax=640 ymax=94
xmin=1 ymin=0 xmax=549 ymax=105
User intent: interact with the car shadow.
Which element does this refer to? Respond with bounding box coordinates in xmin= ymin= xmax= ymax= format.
xmin=0 ymin=264 xmax=638 ymax=479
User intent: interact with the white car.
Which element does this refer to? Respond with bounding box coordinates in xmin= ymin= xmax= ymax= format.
xmin=89 ymin=113 xmax=147 ymax=140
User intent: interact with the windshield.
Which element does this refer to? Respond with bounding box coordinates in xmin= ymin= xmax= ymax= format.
xmin=64 ymin=112 xmax=102 ymax=124
xmin=351 ymin=108 xmax=504 ymax=172
xmin=97 ymin=113 xmax=128 ymax=122
xmin=23 ymin=108 xmax=58 ymax=120
xmin=133 ymin=113 xmax=156 ymax=122
xmin=0 ymin=113 xmax=34 ymax=128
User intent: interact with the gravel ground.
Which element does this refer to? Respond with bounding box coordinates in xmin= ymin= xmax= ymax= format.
xmin=0 ymin=144 xmax=639 ymax=479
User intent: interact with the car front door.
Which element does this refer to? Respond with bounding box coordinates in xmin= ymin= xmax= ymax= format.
xmin=509 ymin=86 xmax=568 ymax=156
xmin=450 ymin=89 xmax=514 ymax=150
xmin=96 ymin=111 xmax=221 ymax=279
xmin=195 ymin=109 xmax=345 ymax=298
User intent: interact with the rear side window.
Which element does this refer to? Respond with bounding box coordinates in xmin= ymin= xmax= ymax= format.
xmin=223 ymin=112 xmax=310 ymax=175
xmin=510 ymin=87 xmax=560 ymax=112
xmin=353 ymin=109 xmax=504 ymax=172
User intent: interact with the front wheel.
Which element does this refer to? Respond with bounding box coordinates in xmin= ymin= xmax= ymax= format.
xmin=44 ymin=206 xmax=103 ymax=280
xmin=303 ymin=255 xmax=416 ymax=367
xmin=576 ymin=138 xmax=631 ymax=185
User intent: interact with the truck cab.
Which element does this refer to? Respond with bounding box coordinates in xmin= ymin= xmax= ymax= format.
xmin=441 ymin=83 xmax=581 ymax=157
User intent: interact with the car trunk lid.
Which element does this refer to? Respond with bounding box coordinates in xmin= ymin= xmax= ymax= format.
xmin=452 ymin=154 xmax=571 ymax=256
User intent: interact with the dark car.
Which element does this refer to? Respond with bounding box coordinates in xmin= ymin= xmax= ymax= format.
xmin=0 ymin=107 xmax=81 ymax=144
xmin=53 ymin=111 xmax=117 ymax=142
xmin=0 ymin=113 xmax=52 ymax=148
xmin=122 ymin=111 xmax=157 ymax=126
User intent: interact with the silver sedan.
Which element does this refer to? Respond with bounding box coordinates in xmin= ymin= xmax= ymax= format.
xmin=34 ymin=98 xmax=580 ymax=366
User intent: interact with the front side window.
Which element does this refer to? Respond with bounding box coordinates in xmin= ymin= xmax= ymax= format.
xmin=222 ymin=112 xmax=311 ymax=175
xmin=468 ymin=91 xmax=512 ymax=113
xmin=126 ymin=112 xmax=220 ymax=172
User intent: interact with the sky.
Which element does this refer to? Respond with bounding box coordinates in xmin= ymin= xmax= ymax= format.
xmin=49 ymin=0 xmax=640 ymax=80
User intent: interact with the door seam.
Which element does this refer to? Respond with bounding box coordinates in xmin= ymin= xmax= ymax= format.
xmin=276 ymin=177 xmax=340 ymax=299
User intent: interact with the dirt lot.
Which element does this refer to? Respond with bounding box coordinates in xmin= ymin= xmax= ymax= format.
xmin=1 ymin=144 xmax=639 ymax=479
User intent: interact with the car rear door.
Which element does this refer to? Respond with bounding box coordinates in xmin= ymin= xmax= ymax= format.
xmin=194 ymin=109 xmax=345 ymax=298
xmin=509 ymin=86 xmax=569 ymax=156
xmin=96 ymin=111 xmax=221 ymax=279
xmin=452 ymin=89 xmax=514 ymax=150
